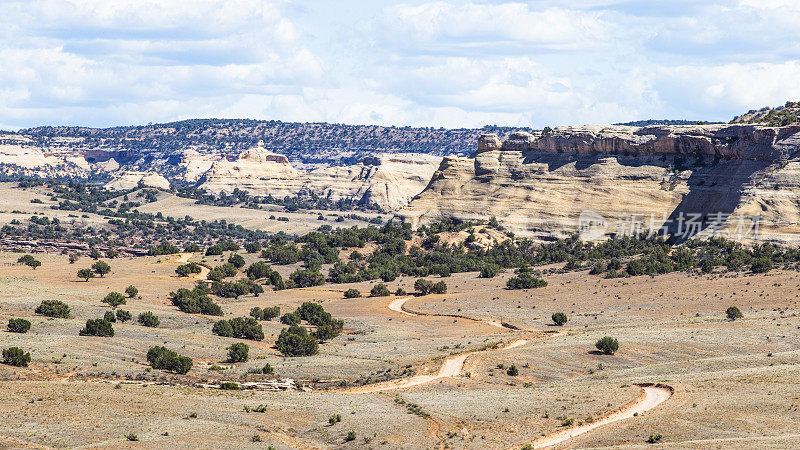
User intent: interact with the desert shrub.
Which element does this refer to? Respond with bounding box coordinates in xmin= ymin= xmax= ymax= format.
xmin=280 ymin=312 xmax=300 ymax=325
xmin=431 ymin=280 xmax=447 ymax=294
xmin=212 ymin=320 xmax=234 ymax=337
xmin=700 ymin=259 xmax=714 ymax=273
xmin=595 ymin=336 xmax=619 ymax=355
xmin=175 ymin=262 xmax=202 ymax=277
xmin=8 ymin=318 xmax=31 ymax=333
xmin=116 ymin=309 xmax=132 ymax=323
xmin=185 ymin=243 xmax=201 ymax=253
xmin=345 ymin=431 xmax=356 ymax=442
xmin=506 ymin=273 xmax=547 ymax=289
xmin=269 ymin=271 xmax=285 ymax=290
xmin=395 ymin=288 xmax=407 ymax=296
xmin=276 ymin=325 xmax=319 ymax=356
xmin=245 ymin=261 xmax=272 ymax=280
xmin=480 ymin=264 xmax=500 ymax=278
xmin=646 ymin=434 xmax=662 ymax=444
xmin=147 ymin=242 xmax=180 ymax=256
xmin=146 ymin=346 xmax=193 ymax=374
xmin=210 ymin=281 xmax=250 ymax=299
xmin=750 ymin=257 xmax=772 ymax=273
xmin=90 ymin=249 xmax=102 ymax=259
xmin=219 ymin=382 xmax=239 ymax=390
xmin=227 ymin=342 xmax=249 ymax=362
xmin=102 ymin=291 xmax=126 ymax=308
xmin=169 ymin=287 xmax=223 ymax=316
xmin=552 ymin=312 xmax=568 ymax=326
xmin=370 ymin=283 xmax=390 ymax=297
xmin=17 ymin=254 xmax=41 ymax=269
xmin=289 ymin=269 xmax=325 ymax=288
xmin=726 ymin=306 xmax=743 ymax=320
xmin=506 ymin=364 xmax=518 ymax=376
xmin=138 ymin=311 xmax=160 ymax=327
xmin=125 ymin=285 xmax=138 ymax=298
xmin=261 ymin=306 xmax=280 ymax=320
xmin=92 ymin=260 xmax=111 ymax=277
xmin=244 ymin=242 xmax=262 ymax=253
xmin=3 ymin=347 xmax=31 ymax=367
xmin=103 ymin=311 xmax=116 ymax=323
xmin=343 ymin=288 xmax=361 ymax=298
xmin=207 ymin=263 xmax=238 ymax=282
xmin=228 ymin=253 xmax=246 ymax=269
xmin=77 ymin=268 xmax=95 ymax=281
xmin=35 ymin=300 xmax=70 ymax=318
xmin=105 ymin=249 xmax=118 ymax=259
xmin=79 ymin=319 xmax=115 ymax=337
xmin=414 ymin=278 xmax=434 ymax=294
xmin=261 ymin=363 xmax=274 ymax=375
xmin=589 ymin=262 xmax=607 ymax=275
xmin=250 ymin=307 xmax=262 ymax=320
xmin=212 ymin=317 xmax=264 ymax=341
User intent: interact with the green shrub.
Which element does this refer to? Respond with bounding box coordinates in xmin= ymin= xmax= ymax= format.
xmin=175 ymin=263 xmax=202 ymax=277
xmin=595 ymin=336 xmax=619 ymax=355
xmin=125 ymin=285 xmax=139 ymax=298
xmin=138 ymin=311 xmax=160 ymax=327
xmin=750 ymin=257 xmax=772 ymax=273
xmin=245 ymin=261 xmax=272 ymax=280
xmin=2 ymin=347 xmax=31 ymax=367
xmin=479 ymin=264 xmax=500 ymax=278
xmin=345 ymin=431 xmax=356 ymax=442
xmin=370 ymin=284 xmax=390 ymax=297
xmin=219 ymin=382 xmax=240 ymax=390
xmin=646 ymin=434 xmax=662 ymax=444
xmin=212 ymin=318 xmax=264 ymax=341
xmin=261 ymin=306 xmax=280 ymax=320
xmin=275 ymin=325 xmax=319 ymax=357
xmin=102 ymin=291 xmax=126 ymax=308
xmin=77 ymin=268 xmax=95 ymax=281
xmin=552 ymin=312 xmax=568 ymax=326
xmin=103 ymin=311 xmax=116 ymax=323
xmin=8 ymin=318 xmax=31 ymax=333
xmin=35 ymin=300 xmax=70 ymax=318
xmin=506 ymin=274 xmax=547 ymax=289
xmin=414 ymin=278 xmax=434 ymax=294
xmin=146 ymin=346 xmax=193 ymax=374
xmin=726 ymin=306 xmax=743 ymax=321
xmin=261 ymin=363 xmax=274 ymax=375
xmin=289 ymin=269 xmax=325 ymax=288
xmin=506 ymin=364 xmax=518 ymax=376
xmin=79 ymin=319 xmax=114 ymax=337
xmin=343 ymin=288 xmax=361 ymax=298
xmin=116 ymin=309 xmax=132 ymax=323
xmin=227 ymin=342 xmax=249 ymax=363
xmin=431 ymin=280 xmax=447 ymax=294
xmin=280 ymin=312 xmax=300 ymax=325
xmin=169 ymin=287 xmax=223 ymax=316
xmin=92 ymin=260 xmax=111 ymax=277
xmin=228 ymin=253 xmax=246 ymax=269
xmin=17 ymin=254 xmax=41 ymax=269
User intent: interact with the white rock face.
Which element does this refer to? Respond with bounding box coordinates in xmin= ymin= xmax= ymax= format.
xmin=200 ymin=144 xmax=441 ymax=211
xmin=106 ymin=171 xmax=171 ymax=190
xmin=401 ymin=125 xmax=800 ymax=245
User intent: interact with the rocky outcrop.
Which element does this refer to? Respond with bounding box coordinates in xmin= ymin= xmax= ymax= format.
xmin=200 ymin=143 xmax=441 ymax=211
xmin=401 ymin=124 xmax=800 ymax=245
xmin=105 ymin=172 xmax=171 ymax=190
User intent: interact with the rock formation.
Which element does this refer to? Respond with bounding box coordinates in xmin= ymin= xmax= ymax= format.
xmin=400 ymin=124 xmax=800 ymax=245
xmin=105 ymin=172 xmax=171 ymax=190
xmin=200 ymin=143 xmax=442 ymax=211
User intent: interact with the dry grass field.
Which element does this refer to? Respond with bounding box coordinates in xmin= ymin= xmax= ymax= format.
xmin=0 ymin=244 xmax=799 ymax=449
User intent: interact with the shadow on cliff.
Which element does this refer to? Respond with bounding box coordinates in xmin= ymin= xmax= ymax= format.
xmin=660 ymin=160 xmax=770 ymax=243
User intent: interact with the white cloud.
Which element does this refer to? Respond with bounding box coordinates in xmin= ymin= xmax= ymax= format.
xmin=0 ymin=0 xmax=798 ymax=130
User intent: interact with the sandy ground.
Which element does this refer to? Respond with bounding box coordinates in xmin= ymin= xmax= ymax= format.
xmin=0 ymin=242 xmax=799 ymax=447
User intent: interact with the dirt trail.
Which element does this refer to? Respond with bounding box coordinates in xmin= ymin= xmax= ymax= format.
xmin=173 ymin=252 xmax=210 ymax=280
xmin=175 ymin=252 xmax=193 ymax=264
xmin=523 ymin=384 xmax=673 ymax=449
xmin=348 ymin=339 xmax=529 ymax=393
xmin=389 ymin=297 xmax=509 ymax=329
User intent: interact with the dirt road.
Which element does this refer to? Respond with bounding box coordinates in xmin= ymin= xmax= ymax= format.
xmin=524 ymin=384 xmax=673 ymax=449
xmin=389 ymin=296 xmax=508 ymax=328
xmin=349 ymin=339 xmax=528 ymax=393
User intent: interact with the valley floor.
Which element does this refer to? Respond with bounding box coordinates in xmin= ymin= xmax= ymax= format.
xmin=1 ymin=250 xmax=799 ymax=448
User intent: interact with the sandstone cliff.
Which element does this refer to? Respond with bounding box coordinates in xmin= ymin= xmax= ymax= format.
xmin=199 ymin=144 xmax=442 ymax=211
xmin=401 ymin=124 xmax=800 ymax=245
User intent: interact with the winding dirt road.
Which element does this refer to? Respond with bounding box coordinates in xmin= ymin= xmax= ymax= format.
xmin=524 ymin=384 xmax=673 ymax=449
xmin=389 ymin=296 xmax=507 ymax=329
xmin=349 ymin=338 xmax=529 ymax=393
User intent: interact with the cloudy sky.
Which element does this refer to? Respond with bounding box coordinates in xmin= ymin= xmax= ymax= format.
xmin=1 ymin=0 xmax=799 ymax=130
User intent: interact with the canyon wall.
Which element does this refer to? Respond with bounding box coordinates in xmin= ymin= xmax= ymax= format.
xmin=400 ymin=124 xmax=800 ymax=245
